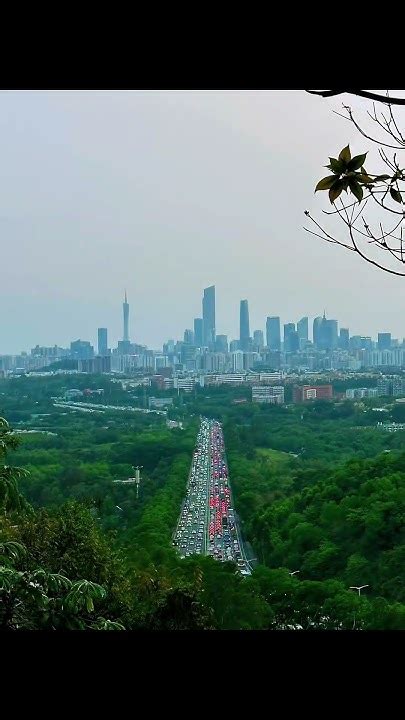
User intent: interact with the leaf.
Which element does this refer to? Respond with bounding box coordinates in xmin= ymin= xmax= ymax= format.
xmin=329 ymin=180 xmax=344 ymax=203
xmin=347 ymin=152 xmax=368 ymax=171
xmin=86 ymin=596 xmax=94 ymax=612
xmin=390 ymin=187 xmax=403 ymax=204
xmin=357 ymin=173 xmax=375 ymax=184
xmin=338 ymin=145 xmax=351 ymax=164
xmin=328 ymin=157 xmax=345 ymax=174
xmin=315 ymin=175 xmax=338 ymax=192
xmin=349 ymin=179 xmax=363 ymax=202
xmin=374 ymin=174 xmax=391 ymax=182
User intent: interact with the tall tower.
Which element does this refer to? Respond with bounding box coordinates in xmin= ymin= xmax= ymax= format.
xmin=123 ymin=291 xmax=129 ymax=342
xmin=239 ymin=299 xmax=250 ymax=352
xmin=266 ymin=316 xmax=281 ymax=351
xmin=297 ymin=317 xmax=308 ymax=342
xmin=202 ymin=286 xmax=215 ymax=348
xmin=97 ymin=328 xmax=108 ymax=356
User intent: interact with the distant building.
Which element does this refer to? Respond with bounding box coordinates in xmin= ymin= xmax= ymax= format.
xmin=64 ymin=389 xmax=83 ymax=400
xmin=123 ymin=291 xmax=130 ymax=342
xmin=345 ymin=387 xmax=379 ymax=399
xmin=297 ymin=317 xmax=308 ymax=342
xmin=194 ymin=318 xmax=203 ymax=347
xmin=253 ymin=330 xmax=264 ymax=351
xmin=378 ymin=333 xmax=391 ymax=350
xmin=183 ymin=329 xmax=194 ymax=345
xmin=70 ymin=340 xmax=94 ymax=360
xmin=243 ymin=352 xmax=259 ymax=370
xmin=78 ymin=356 xmax=111 ymax=373
xmin=97 ymin=328 xmax=108 ymax=356
xmin=313 ymin=316 xmax=323 ymax=348
xmin=317 ymin=314 xmax=338 ymax=350
xmin=215 ymin=335 xmax=228 ymax=353
xmin=284 ymin=323 xmax=299 ymax=353
xmin=339 ymin=328 xmax=350 ymax=350
xmin=231 ymin=351 xmax=244 ymax=372
xmin=148 ymin=396 xmax=173 ymax=409
xmin=202 ymin=286 xmax=216 ymax=348
xmin=377 ymin=376 xmax=405 ymax=397
xmin=155 ymin=356 xmax=169 ymax=371
xmin=293 ymin=384 xmax=333 ymax=403
xmin=173 ymin=377 xmax=195 ymax=392
xmin=266 ymin=317 xmax=281 ymax=351
xmin=229 ymin=340 xmax=240 ymax=352
xmin=252 ymin=385 xmax=284 ymax=404
xmin=240 ymin=300 xmax=250 ymax=352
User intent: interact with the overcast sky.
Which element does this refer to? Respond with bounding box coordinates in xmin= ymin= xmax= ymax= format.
xmin=1 ymin=89 xmax=405 ymax=354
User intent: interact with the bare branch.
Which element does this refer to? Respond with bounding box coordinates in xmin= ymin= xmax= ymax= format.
xmin=306 ymin=90 xmax=405 ymax=106
xmin=307 ymin=89 xmax=405 ymax=277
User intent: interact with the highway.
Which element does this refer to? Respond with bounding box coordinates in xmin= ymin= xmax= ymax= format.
xmin=173 ymin=417 xmax=251 ymax=575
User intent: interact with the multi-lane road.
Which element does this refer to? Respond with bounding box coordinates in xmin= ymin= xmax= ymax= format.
xmin=173 ymin=418 xmax=251 ymax=575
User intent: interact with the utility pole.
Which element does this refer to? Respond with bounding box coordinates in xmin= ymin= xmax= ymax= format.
xmin=113 ymin=465 xmax=143 ymax=499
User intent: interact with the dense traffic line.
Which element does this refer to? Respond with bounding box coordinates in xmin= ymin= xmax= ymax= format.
xmin=173 ymin=417 xmax=251 ymax=575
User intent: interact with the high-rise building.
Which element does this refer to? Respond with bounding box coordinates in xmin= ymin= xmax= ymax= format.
xmin=283 ymin=323 xmax=295 ymax=348
xmin=202 ymin=286 xmax=215 ymax=348
xmin=284 ymin=324 xmax=299 ymax=353
xmin=266 ymin=317 xmax=281 ymax=351
xmin=229 ymin=339 xmax=240 ymax=352
xmin=339 ymin=328 xmax=349 ymax=350
xmin=317 ymin=314 xmax=338 ymax=350
xmin=215 ymin=334 xmax=228 ymax=353
xmin=378 ymin=333 xmax=391 ymax=350
xmin=70 ymin=340 xmax=94 ymax=360
xmin=313 ymin=316 xmax=323 ymax=347
xmin=253 ymin=330 xmax=264 ymax=350
xmin=194 ymin=318 xmax=203 ymax=347
xmin=240 ymin=300 xmax=250 ymax=351
xmin=184 ymin=329 xmax=194 ymax=345
xmin=123 ymin=291 xmax=129 ymax=342
xmin=97 ymin=328 xmax=108 ymax=356
xmin=231 ymin=350 xmax=244 ymax=372
xmin=297 ymin=317 xmax=308 ymax=342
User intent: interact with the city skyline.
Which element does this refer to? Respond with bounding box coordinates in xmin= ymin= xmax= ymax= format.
xmin=2 ymin=90 xmax=405 ymax=353
xmin=2 ymin=283 xmax=405 ymax=356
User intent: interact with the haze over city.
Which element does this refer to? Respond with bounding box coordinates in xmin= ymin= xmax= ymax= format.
xmin=2 ymin=89 xmax=405 ymax=353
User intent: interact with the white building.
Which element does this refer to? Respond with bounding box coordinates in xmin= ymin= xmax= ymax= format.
xmin=252 ymin=385 xmax=285 ymax=404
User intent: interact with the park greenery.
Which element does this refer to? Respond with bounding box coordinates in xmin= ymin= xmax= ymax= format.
xmin=1 ymin=373 xmax=405 ymax=629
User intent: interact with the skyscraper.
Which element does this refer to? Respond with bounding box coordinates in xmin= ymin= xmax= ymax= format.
xmin=97 ymin=328 xmax=108 ymax=356
xmin=194 ymin=318 xmax=203 ymax=347
xmin=123 ymin=291 xmax=129 ymax=342
xmin=240 ymin=299 xmax=250 ymax=351
xmin=202 ymin=286 xmax=215 ymax=348
xmin=183 ymin=329 xmax=195 ymax=344
xmin=378 ymin=332 xmax=391 ymax=350
xmin=215 ymin=335 xmax=228 ymax=353
xmin=297 ymin=317 xmax=308 ymax=342
xmin=284 ymin=323 xmax=298 ymax=353
xmin=317 ymin=314 xmax=338 ymax=350
xmin=339 ymin=328 xmax=349 ymax=350
xmin=313 ymin=316 xmax=323 ymax=348
xmin=266 ymin=317 xmax=281 ymax=351
xmin=253 ymin=330 xmax=264 ymax=350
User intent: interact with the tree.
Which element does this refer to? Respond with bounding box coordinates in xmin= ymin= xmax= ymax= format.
xmin=304 ymin=90 xmax=405 ymax=277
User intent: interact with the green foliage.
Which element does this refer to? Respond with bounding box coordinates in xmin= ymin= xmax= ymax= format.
xmin=315 ymin=144 xmax=401 ymax=204
xmin=2 ymin=375 xmax=405 ymax=630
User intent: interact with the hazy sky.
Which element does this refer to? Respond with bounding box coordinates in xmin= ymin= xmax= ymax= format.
xmin=1 ymin=89 xmax=405 ymax=354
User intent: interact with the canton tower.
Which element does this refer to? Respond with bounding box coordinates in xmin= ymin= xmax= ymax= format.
xmin=123 ymin=291 xmax=129 ymax=341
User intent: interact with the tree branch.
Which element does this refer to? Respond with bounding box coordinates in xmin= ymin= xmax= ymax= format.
xmin=306 ymin=90 xmax=405 ymax=106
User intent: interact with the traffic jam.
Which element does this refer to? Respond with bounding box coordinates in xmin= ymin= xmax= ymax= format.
xmin=173 ymin=417 xmax=251 ymax=575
